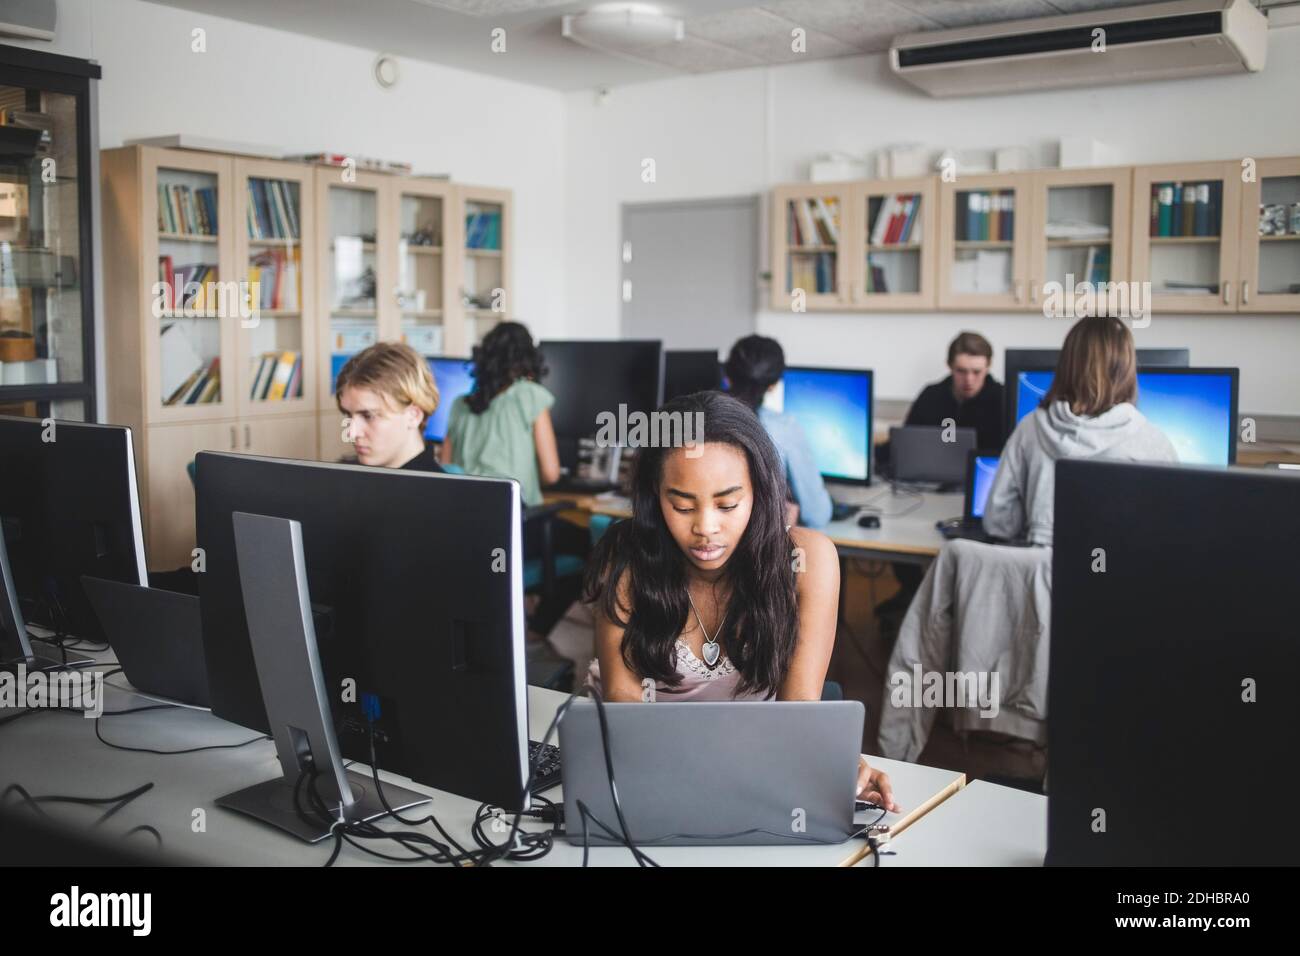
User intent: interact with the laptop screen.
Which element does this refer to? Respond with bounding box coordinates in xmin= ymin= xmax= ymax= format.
xmin=968 ymin=455 xmax=1000 ymax=520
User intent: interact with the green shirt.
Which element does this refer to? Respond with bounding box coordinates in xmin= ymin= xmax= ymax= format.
xmin=447 ymin=379 xmax=554 ymax=506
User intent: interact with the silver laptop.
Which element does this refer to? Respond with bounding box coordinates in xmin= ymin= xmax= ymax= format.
xmin=558 ymin=700 xmax=864 ymax=847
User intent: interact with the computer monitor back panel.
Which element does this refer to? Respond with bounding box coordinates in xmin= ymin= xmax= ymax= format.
xmin=539 ymin=341 xmax=664 ymax=469
xmin=766 ymin=367 xmax=873 ymax=485
xmin=663 ymin=350 xmax=721 ymax=402
xmin=1049 ymin=459 xmax=1300 ymax=865
xmin=195 ymin=452 xmax=528 ymax=808
xmin=0 ymin=417 xmax=147 ymax=640
xmin=1012 ymin=367 xmax=1238 ymax=466
xmin=424 ymin=356 xmax=475 ymax=444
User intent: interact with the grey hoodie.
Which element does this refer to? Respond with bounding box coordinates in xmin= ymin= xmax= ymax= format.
xmin=983 ymin=401 xmax=1178 ymax=546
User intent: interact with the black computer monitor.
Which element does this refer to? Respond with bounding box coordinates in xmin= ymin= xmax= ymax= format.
xmin=1003 ymin=347 xmax=1189 ymax=438
xmin=539 ymin=340 xmax=663 ymax=470
xmin=1011 ymin=366 xmax=1238 ymax=466
xmin=194 ymin=452 xmax=530 ymax=810
xmin=663 ymin=350 xmax=722 ymax=402
xmin=424 ymin=356 xmax=475 ymax=444
xmin=764 ymin=366 xmax=874 ymax=485
xmin=0 ymin=417 xmax=147 ymax=647
xmin=1049 ymin=458 xmax=1299 ymax=865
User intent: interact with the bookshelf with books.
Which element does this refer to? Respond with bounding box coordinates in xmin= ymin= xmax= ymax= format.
xmin=102 ymin=145 xmax=318 ymax=568
xmin=1029 ymin=167 xmax=1131 ymax=314
xmin=1131 ymin=161 xmax=1240 ymax=313
xmin=771 ymin=183 xmax=856 ymax=310
xmin=397 ymin=179 xmax=454 ymax=360
xmin=234 ymin=158 xmax=315 ymax=418
xmin=859 ymin=178 xmax=936 ymax=308
xmin=937 ymin=173 xmax=1031 ymax=310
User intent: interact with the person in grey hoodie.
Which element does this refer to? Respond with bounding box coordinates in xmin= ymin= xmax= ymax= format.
xmin=984 ymin=316 xmax=1178 ymax=547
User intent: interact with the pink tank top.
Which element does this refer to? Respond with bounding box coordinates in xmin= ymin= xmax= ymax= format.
xmin=585 ymin=638 xmax=769 ymax=701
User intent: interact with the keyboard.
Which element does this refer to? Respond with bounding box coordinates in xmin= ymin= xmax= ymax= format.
xmin=831 ymin=501 xmax=860 ymax=522
xmin=528 ymin=740 xmax=562 ymax=793
xmin=552 ymin=476 xmax=619 ymax=494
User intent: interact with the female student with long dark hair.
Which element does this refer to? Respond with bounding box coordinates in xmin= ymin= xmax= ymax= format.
xmin=584 ymin=390 xmax=896 ymax=808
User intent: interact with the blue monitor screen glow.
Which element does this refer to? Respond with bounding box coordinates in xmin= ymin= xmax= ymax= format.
xmin=424 ymin=357 xmax=476 ymax=443
xmin=970 ymin=455 xmax=999 ymax=519
xmin=1013 ymin=368 xmax=1237 ymax=466
xmin=767 ymin=367 xmax=873 ymax=483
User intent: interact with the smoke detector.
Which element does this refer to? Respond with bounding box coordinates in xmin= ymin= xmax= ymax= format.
xmin=562 ymin=3 xmax=685 ymax=55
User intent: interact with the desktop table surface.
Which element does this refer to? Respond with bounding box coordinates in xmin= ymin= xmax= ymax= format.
xmin=883 ymin=779 xmax=1047 ymax=867
xmin=1 ymin=656 xmax=968 ymax=867
xmin=546 ymin=488 xmax=962 ymax=561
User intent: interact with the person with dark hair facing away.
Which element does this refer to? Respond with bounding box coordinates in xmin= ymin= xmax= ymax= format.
xmin=724 ymin=335 xmax=833 ymax=529
xmin=336 ymin=341 xmax=444 ymax=472
xmin=878 ymin=331 xmax=1004 ymax=621
xmin=583 ymin=390 xmax=898 ymax=810
xmin=441 ymin=321 xmax=581 ymax=640
xmin=984 ymin=315 xmax=1177 ymax=546
xmin=441 ymin=321 xmax=560 ymax=501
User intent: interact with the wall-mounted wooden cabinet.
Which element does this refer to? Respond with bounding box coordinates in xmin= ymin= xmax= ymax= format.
xmin=773 ymin=154 xmax=1300 ymax=317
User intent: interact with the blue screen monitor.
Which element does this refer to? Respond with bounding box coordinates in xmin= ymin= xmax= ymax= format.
xmin=424 ymin=356 xmax=476 ymax=444
xmin=968 ymin=454 xmax=1000 ymax=519
xmin=766 ymin=366 xmax=873 ymax=484
xmin=1013 ymin=367 xmax=1238 ymax=466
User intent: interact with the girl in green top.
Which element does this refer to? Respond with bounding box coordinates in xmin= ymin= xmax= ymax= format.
xmin=440 ymin=321 xmax=560 ymax=506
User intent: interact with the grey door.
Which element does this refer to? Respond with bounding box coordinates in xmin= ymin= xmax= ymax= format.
xmin=621 ymin=196 xmax=758 ymax=349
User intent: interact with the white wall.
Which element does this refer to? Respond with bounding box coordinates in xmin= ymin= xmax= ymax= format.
xmin=565 ymin=28 xmax=1300 ymax=416
xmin=21 ymin=0 xmax=568 ymax=337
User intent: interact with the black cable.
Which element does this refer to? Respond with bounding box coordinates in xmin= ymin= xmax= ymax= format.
xmin=89 ymin=702 xmax=269 ymax=754
xmin=123 ymin=825 xmax=163 ymax=849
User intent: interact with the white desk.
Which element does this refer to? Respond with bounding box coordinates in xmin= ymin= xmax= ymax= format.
xmin=882 ymin=780 xmax=1047 ymax=867
xmin=561 ymin=489 xmax=962 ymax=565
xmin=1 ymin=662 xmax=967 ymax=867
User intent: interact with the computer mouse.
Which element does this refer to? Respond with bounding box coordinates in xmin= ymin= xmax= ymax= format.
xmin=857 ymin=514 xmax=881 ymax=528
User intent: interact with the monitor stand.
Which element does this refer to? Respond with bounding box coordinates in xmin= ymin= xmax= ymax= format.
xmin=0 ymin=531 xmax=92 ymax=671
xmin=216 ymin=511 xmax=429 ymax=844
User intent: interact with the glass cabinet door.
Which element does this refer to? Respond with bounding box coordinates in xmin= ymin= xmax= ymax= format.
xmin=0 ymin=64 xmax=96 ymax=418
xmin=318 ymin=175 xmax=385 ymax=404
xmin=395 ymin=183 xmax=450 ymax=358
xmin=150 ymin=154 xmax=235 ymax=421
xmin=1030 ymin=168 xmax=1130 ymax=315
xmin=938 ymin=174 xmax=1031 ymax=310
xmin=459 ymin=188 xmax=510 ymax=347
xmin=771 ymin=184 xmax=854 ymax=310
xmin=236 ymin=159 xmax=314 ymax=417
xmin=1132 ymin=161 xmax=1239 ymax=313
xmin=857 ymin=178 xmax=935 ymax=308
xmin=1239 ymin=157 xmax=1300 ymax=313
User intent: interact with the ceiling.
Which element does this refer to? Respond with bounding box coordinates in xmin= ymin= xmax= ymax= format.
xmin=141 ymin=0 xmax=1222 ymax=91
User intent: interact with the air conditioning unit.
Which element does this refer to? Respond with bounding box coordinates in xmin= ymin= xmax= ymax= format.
xmin=0 ymin=0 xmax=56 ymax=42
xmin=890 ymin=0 xmax=1267 ymax=98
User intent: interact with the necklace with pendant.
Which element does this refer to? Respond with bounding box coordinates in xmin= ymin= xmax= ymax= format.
xmin=686 ymin=590 xmax=724 ymax=670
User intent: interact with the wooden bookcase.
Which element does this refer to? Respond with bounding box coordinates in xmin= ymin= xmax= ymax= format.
xmin=103 ymin=145 xmax=513 ymax=568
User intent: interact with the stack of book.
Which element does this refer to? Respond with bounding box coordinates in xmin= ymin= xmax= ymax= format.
xmin=248 ymin=248 xmax=301 ymax=311
xmin=956 ymin=191 xmax=1014 ymax=242
xmin=156 ymin=257 xmax=218 ymax=313
xmin=165 ymin=357 xmax=221 ymax=405
xmin=1149 ymin=182 xmax=1221 ymax=237
xmin=465 ymin=209 xmax=501 ymax=250
xmin=787 ymin=198 xmax=840 ymax=247
xmin=248 ymin=350 xmax=303 ymax=401
xmin=158 ymin=184 xmax=218 ymax=235
xmin=787 ymin=252 xmax=836 ymax=295
xmin=869 ymin=194 xmax=922 ymax=246
xmin=247 ymin=179 xmax=300 ymax=240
